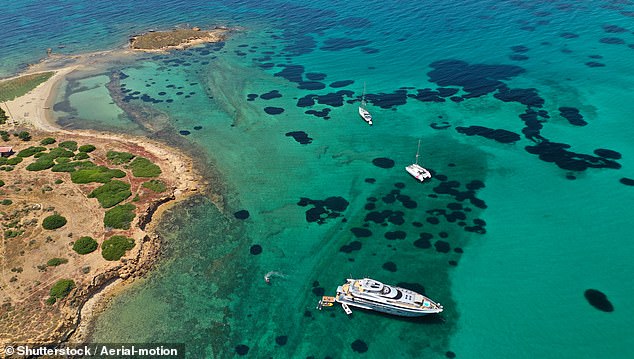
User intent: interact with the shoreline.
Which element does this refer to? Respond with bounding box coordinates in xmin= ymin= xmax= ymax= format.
xmin=1 ymin=54 xmax=209 ymax=344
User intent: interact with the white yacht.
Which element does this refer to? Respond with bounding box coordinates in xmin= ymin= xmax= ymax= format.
xmin=405 ymin=139 xmax=431 ymax=182
xmin=358 ymin=82 xmax=373 ymax=126
xmin=334 ymin=278 xmax=443 ymax=317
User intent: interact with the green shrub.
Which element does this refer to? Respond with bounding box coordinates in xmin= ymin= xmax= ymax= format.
xmin=17 ymin=146 xmax=46 ymax=157
xmin=104 ymin=204 xmax=135 ymax=229
xmin=42 ymin=214 xmax=67 ymax=230
xmin=106 ymin=150 xmax=135 ymax=165
xmin=1 ymin=199 xmax=12 ymax=205
xmin=58 ymin=141 xmax=77 ymax=151
xmin=78 ymin=144 xmax=96 ymax=153
xmin=70 ymin=166 xmax=126 ymax=184
xmin=74 ymin=152 xmax=90 ymax=160
xmin=54 ymin=179 xmax=63 ymax=184
xmin=56 ymin=157 xmax=71 ymax=164
xmin=0 ymin=179 xmax=4 ymax=187
xmin=0 ymin=131 xmax=9 ymax=142
xmin=101 ymin=235 xmax=135 ymax=261
xmin=26 ymin=158 xmax=55 ymax=171
xmin=51 ymin=160 xmax=95 ymax=173
xmin=46 ymin=258 xmax=68 ymax=266
xmin=6 ymin=157 xmax=22 ymax=165
xmin=88 ymin=180 xmax=131 ymax=208
xmin=40 ymin=137 xmax=56 ymax=145
xmin=17 ymin=131 xmax=31 ymax=141
xmin=142 ymin=179 xmax=167 ymax=193
xmin=0 ymin=158 xmax=6 ymax=165
xmin=73 ymin=236 xmax=98 ymax=254
xmin=130 ymin=157 xmax=162 ymax=178
xmin=47 ymin=279 xmax=75 ymax=304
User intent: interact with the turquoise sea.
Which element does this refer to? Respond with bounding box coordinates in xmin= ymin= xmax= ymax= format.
xmin=2 ymin=1 xmax=634 ymax=358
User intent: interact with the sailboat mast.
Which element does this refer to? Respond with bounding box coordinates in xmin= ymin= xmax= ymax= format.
xmin=415 ymin=139 xmax=421 ymax=165
xmin=362 ymin=82 xmax=366 ymax=104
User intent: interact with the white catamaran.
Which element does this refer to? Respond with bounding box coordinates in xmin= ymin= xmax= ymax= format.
xmin=358 ymin=82 xmax=373 ymax=126
xmin=318 ymin=278 xmax=443 ymax=317
xmin=405 ymin=139 xmax=431 ymax=182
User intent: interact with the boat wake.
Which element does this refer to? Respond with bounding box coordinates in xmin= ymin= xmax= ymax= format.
xmin=264 ymin=271 xmax=286 ymax=284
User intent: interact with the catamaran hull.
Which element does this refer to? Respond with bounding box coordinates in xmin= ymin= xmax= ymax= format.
xmin=335 ymin=296 xmax=441 ymax=317
xmin=405 ymin=164 xmax=431 ymax=182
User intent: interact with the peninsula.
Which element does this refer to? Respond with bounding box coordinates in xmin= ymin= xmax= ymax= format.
xmin=0 ymin=54 xmax=205 ymax=343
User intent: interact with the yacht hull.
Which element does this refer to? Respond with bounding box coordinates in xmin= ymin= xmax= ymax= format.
xmin=335 ymin=296 xmax=440 ymax=317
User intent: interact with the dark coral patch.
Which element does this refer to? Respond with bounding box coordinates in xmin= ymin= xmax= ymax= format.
xmin=509 ymin=54 xmax=529 ymax=61
xmin=275 ymin=336 xmax=288 ymax=346
xmin=365 ymin=90 xmax=408 ymax=109
xmin=234 ymin=210 xmax=250 ymax=220
xmin=194 ymin=126 xmax=202 ymax=130
xmin=434 ymin=240 xmax=450 ymax=253
xmin=525 ymin=141 xmax=620 ymax=171
xmin=494 ymin=87 xmax=544 ymax=107
xmin=250 ymin=244 xmax=262 ymax=255
xmin=365 ymin=178 xmax=376 ymax=184
xmin=298 ymin=81 xmax=326 ymax=90
xmin=446 ymin=351 xmax=457 ymax=358
xmin=384 ymin=231 xmax=406 ymax=240
xmin=286 ymin=131 xmax=313 ymax=144
xmin=602 ymin=24 xmax=628 ymax=33
xmin=361 ymin=47 xmax=380 ymax=54
xmin=274 ymin=64 xmax=305 ymax=83
xmin=427 ymin=59 xmax=525 ymax=98
xmin=414 ymin=237 xmax=431 ymax=248
xmin=264 ymin=106 xmax=285 ymax=115
xmin=559 ymin=107 xmax=587 ymax=126
xmin=382 ymin=261 xmax=397 ymax=272
xmin=340 ymin=240 xmax=362 ymax=253
xmin=321 ymin=38 xmax=372 ymax=51
xmin=372 ymin=157 xmax=395 ymax=169
xmin=305 ymin=108 xmax=331 ymax=119
xmin=560 ymin=32 xmax=579 ymax=38
xmin=312 ymin=286 xmax=325 ymax=296
xmin=235 ymin=344 xmax=250 ymax=356
xmin=260 ymin=90 xmax=282 ymax=100
xmin=594 ymin=148 xmax=621 ymax=159
xmin=351 ymin=339 xmax=368 ymax=353
xmin=511 ymin=45 xmax=530 ymax=53
xmin=351 ymin=227 xmax=372 ymax=238
xmin=620 ymin=177 xmax=634 ymax=186
xmin=456 ymin=126 xmax=520 ymax=144
xmin=600 ymin=37 xmax=625 ymax=44
xmin=330 ymin=80 xmax=354 ymax=88
xmin=585 ymin=62 xmax=606 ymax=68
xmin=584 ymin=289 xmax=614 ymax=312
xmin=299 ymin=196 xmax=349 ymax=224
xmin=306 ymin=72 xmax=327 ymax=81
xmin=179 ymin=130 xmax=191 ymax=136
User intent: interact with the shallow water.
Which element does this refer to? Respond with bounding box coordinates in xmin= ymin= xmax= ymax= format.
xmin=4 ymin=0 xmax=634 ymax=357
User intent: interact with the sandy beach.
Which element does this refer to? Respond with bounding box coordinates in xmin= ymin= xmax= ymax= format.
xmin=0 ymin=55 xmax=207 ymax=344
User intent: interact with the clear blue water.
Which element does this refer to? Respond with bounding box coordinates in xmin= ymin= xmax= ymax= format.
xmin=3 ymin=1 xmax=634 ymax=358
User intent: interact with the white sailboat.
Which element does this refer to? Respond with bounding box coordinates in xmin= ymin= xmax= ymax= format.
xmin=358 ymin=82 xmax=373 ymax=126
xmin=405 ymin=139 xmax=432 ymax=182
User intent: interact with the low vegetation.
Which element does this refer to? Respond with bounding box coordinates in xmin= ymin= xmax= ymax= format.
xmin=71 ymin=166 xmax=126 ymax=184
xmin=130 ymin=157 xmax=162 ymax=178
xmin=101 ymin=235 xmax=135 ymax=261
xmin=106 ymin=150 xmax=135 ymax=165
xmin=17 ymin=146 xmax=46 ymax=157
xmin=142 ymin=179 xmax=167 ymax=193
xmin=46 ymin=279 xmax=75 ymax=305
xmin=72 ymin=236 xmax=98 ymax=255
xmin=78 ymin=144 xmax=96 ymax=153
xmin=88 ymin=180 xmax=132 ymax=208
xmin=40 ymin=137 xmax=56 ymax=145
xmin=0 ymin=71 xmax=54 ymax=102
xmin=46 ymin=258 xmax=68 ymax=267
xmin=58 ymin=140 xmax=78 ymax=151
xmin=42 ymin=214 xmax=67 ymax=230
xmin=104 ymin=204 xmax=136 ymax=229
